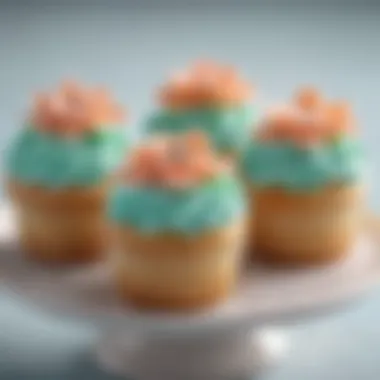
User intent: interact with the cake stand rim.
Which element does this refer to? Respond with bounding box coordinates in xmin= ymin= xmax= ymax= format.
xmin=0 ymin=203 xmax=379 ymax=337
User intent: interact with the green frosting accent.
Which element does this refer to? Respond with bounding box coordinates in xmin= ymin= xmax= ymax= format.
xmin=6 ymin=127 xmax=127 ymax=188
xmin=242 ymin=136 xmax=364 ymax=191
xmin=145 ymin=105 xmax=256 ymax=154
xmin=108 ymin=175 xmax=246 ymax=235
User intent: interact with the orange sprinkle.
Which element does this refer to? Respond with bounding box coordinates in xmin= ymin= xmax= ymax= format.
xmin=294 ymin=87 xmax=323 ymax=111
xmin=31 ymin=81 xmax=126 ymax=136
xmin=326 ymin=101 xmax=354 ymax=134
xmin=121 ymin=132 xmax=231 ymax=189
xmin=158 ymin=60 xmax=253 ymax=109
xmin=257 ymin=88 xmax=355 ymax=147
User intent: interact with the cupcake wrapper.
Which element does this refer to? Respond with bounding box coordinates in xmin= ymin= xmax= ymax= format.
xmin=7 ymin=180 xmax=109 ymax=263
xmin=110 ymin=220 xmax=246 ymax=311
xmin=250 ymin=185 xmax=365 ymax=265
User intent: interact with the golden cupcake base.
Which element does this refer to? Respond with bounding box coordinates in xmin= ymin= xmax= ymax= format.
xmin=7 ymin=179 xmax=109 ymax=264
xmin=110 ymin=221 xmax=246 ymax=311
xmin=21 ymin=235 xmax=106 ymax=264
xmin=249 ymin=185 xmax=365 ymax=266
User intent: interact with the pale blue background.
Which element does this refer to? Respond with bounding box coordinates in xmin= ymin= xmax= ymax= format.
xmin=0 ymin=1 xmax=380 ymax=379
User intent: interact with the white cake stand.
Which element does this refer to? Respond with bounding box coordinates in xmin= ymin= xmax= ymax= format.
xmin=0 ymin=205 xmax=379 ymax=380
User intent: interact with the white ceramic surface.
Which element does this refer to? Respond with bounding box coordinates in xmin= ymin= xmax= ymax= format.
xmin=96 ymin=328 xmax=288 ymax=380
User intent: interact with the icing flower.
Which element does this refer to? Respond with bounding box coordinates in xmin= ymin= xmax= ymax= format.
xmin=257 ymin=87 xmax=355 ymax=147
xmin=120 ymin=131 xmax=231 ymax=189
xmin=31 ymin=81 xmax=125 ymax=136
xmin=158 ymin=60 xmax=253 ymax=109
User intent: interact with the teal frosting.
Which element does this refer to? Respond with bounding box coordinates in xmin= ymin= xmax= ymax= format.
xmin=145 ymin=105 xmax=256 ymax=154
xmin=242 ymin=136 xmax=365 ymax=191
xmin=6 ymin=127 xmax=127 ymax=188
xmin=108 ymin=175 xmax=246 ymax=235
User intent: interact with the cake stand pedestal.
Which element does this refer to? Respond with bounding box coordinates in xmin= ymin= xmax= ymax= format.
xmin=0 ymin=205 xmax=379 ymax=380
xmin=96 ymin=328 xmax=287 ymax=380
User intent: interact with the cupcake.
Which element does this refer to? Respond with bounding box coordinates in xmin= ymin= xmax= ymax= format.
xmin=146 ymin=60 xmax=256 ymax=157
xmin=242 ymin=88 xmax=366 ymax=265
xmin=108 ymin=131 xmax=246 ymax=310
xmin=6 ymin=81 xmax=127 ymax=263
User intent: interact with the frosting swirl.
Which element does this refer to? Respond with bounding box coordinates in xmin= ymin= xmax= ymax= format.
xmin=108 ymin=131 xmax=245 ymax=234
xmin=7 ymin=127 xmax=127 ymax=188
xmin=243 ymin=87 xmax=364 ymax=191
xmin=6 ymin=81 xmax=128 ymax=188
xmin=31 ymin=80 xmax=125 ymax=136
xmin=119 ymin=131 xmax=230 ymax=189
xmin=146 ymin=105 xmax=256 ymax=154
xmin=242 ymin=137 xmax=364 ymax=191
xmin=257 ymin=87 xmax=354 ymax=147
xmin=158 ymin=60 xmax=253 ymax=109
xmin=108 ymin=175 xmax=245 ymax=234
